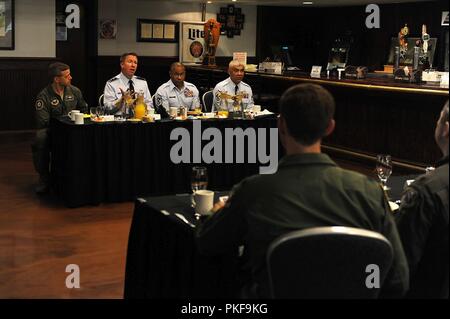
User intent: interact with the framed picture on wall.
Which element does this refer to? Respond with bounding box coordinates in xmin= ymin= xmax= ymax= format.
xmin=137 ymin=19 xmax=179 ymax=43
xmin=0 ymin=0 xmax=15 ymax=50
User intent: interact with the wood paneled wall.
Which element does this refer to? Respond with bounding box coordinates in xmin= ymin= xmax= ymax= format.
xmin=0 ymin=59 xmax=56 ymax=131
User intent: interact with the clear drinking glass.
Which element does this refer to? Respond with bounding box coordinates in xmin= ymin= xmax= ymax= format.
xmin=376 ymin=154 xmax=393 ymax=190
xmin=191 ymin=166 xmax=208 ymax=193
xmin=90 ymin=107 xmax=97 ymax=119
xmin=191 ymin=166 xmax=208 ymax=220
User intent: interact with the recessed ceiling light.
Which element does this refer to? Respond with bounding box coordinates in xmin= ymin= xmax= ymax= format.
xmin=207 ymin=1 xmax=212 ymax=3
xmin=232 ymin=0 xmax=237 ymax=2
xmin=303 ymin=1 xmax=313 ymax=4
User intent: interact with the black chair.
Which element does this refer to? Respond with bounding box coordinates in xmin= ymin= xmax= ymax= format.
xmin=202 ymin=90 xmax=214 ymax=113
xmin=267 ymin=226 xmax=394 ymax=299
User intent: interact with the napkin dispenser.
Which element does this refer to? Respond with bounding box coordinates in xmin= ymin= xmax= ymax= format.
xmin=259 ymin=62 xmax=283 ymax=74
xmin=394 ymin=66 xmax=421 ymax=83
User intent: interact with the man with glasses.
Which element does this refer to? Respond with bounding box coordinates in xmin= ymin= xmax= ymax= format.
xmin=32 ymin=62 xmax=88 ymax=194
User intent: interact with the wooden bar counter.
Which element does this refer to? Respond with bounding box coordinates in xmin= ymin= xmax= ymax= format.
xmin=186 ymin=65 xmax=449 ymax=168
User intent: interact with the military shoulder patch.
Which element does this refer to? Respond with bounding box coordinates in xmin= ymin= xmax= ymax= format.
xmin=51 ymin=98 xmax=60 ymax=107
xmin=155 ymin=94 xmax=163 ymax=106
xmin=35 ymin=99 xmax=45 ymax=111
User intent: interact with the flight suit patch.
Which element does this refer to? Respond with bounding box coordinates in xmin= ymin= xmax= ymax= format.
xmin=400 ymin=189 xmax=419 ymax=210
xmin=35 ymin=99 xmax=44 ymax=111
xmin=51 ymin=99 xmax=60 ymax=107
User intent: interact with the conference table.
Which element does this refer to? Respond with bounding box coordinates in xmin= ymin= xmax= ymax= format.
xmin=123 ymin=175 xmax=412 ymax=299
xmin=50 ymin=115 xmax=279 ymax=207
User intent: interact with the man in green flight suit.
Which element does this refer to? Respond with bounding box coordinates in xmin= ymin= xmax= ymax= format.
xmin=196 ymin=83 xmax=409 ymax=298
xmin=32 ymin=62 xmax=88 ymax=194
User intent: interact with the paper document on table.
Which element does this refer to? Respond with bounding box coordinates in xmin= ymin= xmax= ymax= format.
xmin=389 ymin=201 xmax=400 ymax=211
xmin=175 ymin=213 xmax=196 ymax=228
xmin=255 ymin=110 xmax=275 ymax=117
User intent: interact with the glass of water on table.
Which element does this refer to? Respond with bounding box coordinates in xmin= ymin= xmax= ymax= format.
xmin=191 ymin=166 xmax=208 ymax=219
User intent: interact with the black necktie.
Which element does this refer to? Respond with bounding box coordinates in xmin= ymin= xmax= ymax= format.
xmin=234 ymin=84 xmax=239 ymax=95
xmin=128 ymin=80 xmax=135 ymax=94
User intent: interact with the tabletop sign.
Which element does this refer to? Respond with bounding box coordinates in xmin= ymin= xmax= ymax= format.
xmin=233 ymin=52 xmax=247 ymax=66
xmin=311 ymin=66 xmax=322 ymax=78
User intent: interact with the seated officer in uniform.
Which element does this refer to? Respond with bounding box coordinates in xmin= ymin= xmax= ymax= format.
xmin=32 ymin=62 xmax=88 ymax=194
xmin=154 ymin=62 xmax=201 ymax=112
xmin=196 ymin=83 xmax=409 ymax=298
xmin=396 ymin=100 xmax=449 ymax=299
xmin=103 ymin=52 xmax=153 ymax=116
xmin=212 ymin=60 xmax=254 ymax=112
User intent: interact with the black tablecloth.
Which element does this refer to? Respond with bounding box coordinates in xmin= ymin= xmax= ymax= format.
xmin=386 ymin=174 xmax=417 ymax=202
xmin=123 ymin=176 xmax=415 ymax=298
xmin=124 ymin=193 xmax=241 ymax=299
xmin=50 ymin=116 xmax=279 ymax=207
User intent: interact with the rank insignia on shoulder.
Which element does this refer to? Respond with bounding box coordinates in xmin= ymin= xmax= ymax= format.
xmin=135 ymin=76 xmax=146 ymax=81
xmin=400 ymin=189 xmax=419 ymax=208
xmin=156 ymin=95 xmax=163 ymax=106
xmin=35 ymin=99 xmax=44 ymax=111
xmin=108 ymin=77 xmax=119 ymax=83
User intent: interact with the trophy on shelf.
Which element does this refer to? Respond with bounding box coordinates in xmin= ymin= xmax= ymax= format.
xmin=203 ymin=18 xmax=221 ymax=67
xmin=418 ymin=24 xmax=431 ymax=69
xmin=398 ymin=24 xmax=409 ymax=61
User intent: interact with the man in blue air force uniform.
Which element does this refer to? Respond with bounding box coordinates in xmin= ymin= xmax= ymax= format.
xmin=154 ymin=62 xmax=201 ymax=111
xmin=103 ymin=52 xmax=153 ymax=116
xmin=212 ymin=60 xmax=254 ymax=112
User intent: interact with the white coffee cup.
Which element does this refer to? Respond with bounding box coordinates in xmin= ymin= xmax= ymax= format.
xmin=68 ymin=110 xmax=80 ymax=121
xmin=253 ymin=105 xmax=261 ymax=113
xmin=193 ymin=190 xmax=214 ymax=216
xmin=74 ymin=112 xmax=84 ymax=125
xmin=169 ymin=107 xmax=178 ymax=118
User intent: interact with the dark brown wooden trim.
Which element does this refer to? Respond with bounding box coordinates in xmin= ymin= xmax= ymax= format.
xmin=322 ymin=145 xmax=427 ymax=174
xmin=0 ymin=58 xmax=58 ymax=70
